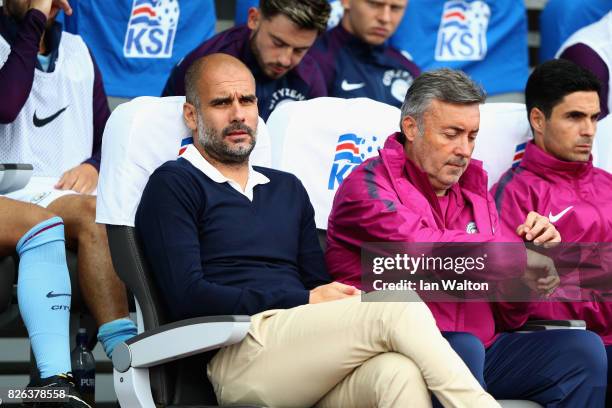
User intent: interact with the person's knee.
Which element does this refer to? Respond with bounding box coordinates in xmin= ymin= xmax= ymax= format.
xmin=76 ymin=195 xmax=97 ymax=223
xmin=363 ymin=353 xmax=430 ymax=406
xmin=378 ymin=353 xmax=426 ymax=388
xmin=544 ymin=330 xmax=607 ymax=390
xmin=445 ymin=332 xmax=484 ymax=355
xmin=564 ymin=331 xmax=607 ymax=380
xmin=71 ymin=196 xmax=103 ymax=239
xmin=445 ymin=332 xmax=485 ymax=362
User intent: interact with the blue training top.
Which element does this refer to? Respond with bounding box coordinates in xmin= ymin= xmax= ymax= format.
xmin=309 ymin=24 xmax=421 ymax=107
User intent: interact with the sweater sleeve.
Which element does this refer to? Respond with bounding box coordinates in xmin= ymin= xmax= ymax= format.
xmin=296 ymin=179 xmax=332 ymax=289
xmin=136 ymin=166 xmax=310 ymax=320
xmin=0 ymin=9 xmax=45 ymax=124
xmin=82 ymin=49 xmax=110 ymax=171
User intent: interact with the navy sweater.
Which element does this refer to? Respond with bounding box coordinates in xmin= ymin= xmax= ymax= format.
xmin=135 ymin=158 xmax=331 ymax=321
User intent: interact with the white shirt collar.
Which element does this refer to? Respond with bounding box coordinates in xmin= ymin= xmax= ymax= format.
xmin=181 ymin=144 xmax=269 ymax=201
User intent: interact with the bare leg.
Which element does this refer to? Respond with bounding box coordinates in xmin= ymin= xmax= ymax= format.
xmin=0 ymin=197 xmax=55 ymax=256
xmin=47 ymin=195 xmax=129 ymax=325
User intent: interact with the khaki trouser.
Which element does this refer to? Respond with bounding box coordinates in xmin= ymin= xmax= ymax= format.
xmin=207 ymin=292 xmax=499 ymax=408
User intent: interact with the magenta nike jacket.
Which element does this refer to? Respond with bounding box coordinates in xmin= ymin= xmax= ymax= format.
xmin=326 ymin=133 xmax=530 ymax=347
xmin=492 ymin=141 xmax=612 ymax=345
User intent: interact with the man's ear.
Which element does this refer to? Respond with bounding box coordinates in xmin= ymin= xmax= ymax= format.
xmin=183 ymin=102 xmax=197 ymax=132
xmin=401 ymin=115 xmax=419 ymax=142
xmin=529 ymin=107 xmax=545 ymax=137
xmin=247 ymin=7 xmax=261 ymax=30
xmin=340 ymin=0 xmax=351 ymax=11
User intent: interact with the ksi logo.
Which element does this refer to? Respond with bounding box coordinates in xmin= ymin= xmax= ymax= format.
xmin=124 ymin=0 xmax=180 ymax=59
xmin=328 ymin=133 xmax=382 ymax=190
xmin=435 ymin=1 xmax=490 ymax=61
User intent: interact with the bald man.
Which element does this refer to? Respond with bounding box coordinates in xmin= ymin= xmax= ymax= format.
xmin=135 ymin=53 xmax=499 ymax=408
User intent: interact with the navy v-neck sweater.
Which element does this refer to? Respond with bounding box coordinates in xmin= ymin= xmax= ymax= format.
xmin=136 ymin=158 xmax=331 ymax=320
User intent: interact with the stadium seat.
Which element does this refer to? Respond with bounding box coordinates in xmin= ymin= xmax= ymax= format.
xmin=96 ymin=96 xmax=271 ymax=227
xmin=268 ymin=97 xmax=398 ymax=229
xmin=97 ymin=96 xmax=269 ymax=407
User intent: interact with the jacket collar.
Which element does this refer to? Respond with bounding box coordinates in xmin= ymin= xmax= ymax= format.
xmin=379 ymin=132 xmax=489 ymax=204
xmin=379 ymin=133 xmax=496 ymax=234
xmin=520 ymin=141 xmax=593 ymax=180
xmin=332 ymin=23 xmax=388 ymax=61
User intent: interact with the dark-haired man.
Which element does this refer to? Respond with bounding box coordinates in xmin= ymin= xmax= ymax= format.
xmin=309 ymin=0 xmax=420 ymax=107
xmin=162 ymin=0 xmax=330 ymax=120
xmin=492 ymin=58 xmax=612 ymax=402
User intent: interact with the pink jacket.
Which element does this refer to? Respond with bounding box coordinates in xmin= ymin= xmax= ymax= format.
xmin=326 ymin=133 xmax=527 ymax=347
xmin=492 ymin=141 xmax=612 ymax=344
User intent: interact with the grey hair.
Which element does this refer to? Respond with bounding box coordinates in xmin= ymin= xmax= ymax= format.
xmin=399 ymin=68 xmax=486 ymax=132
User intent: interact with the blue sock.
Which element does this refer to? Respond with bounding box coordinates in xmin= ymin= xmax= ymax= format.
xmin=17 ymin=216 xmax=71 ymax=378
xmin=97 ymin=318 xmax=137 ymax=358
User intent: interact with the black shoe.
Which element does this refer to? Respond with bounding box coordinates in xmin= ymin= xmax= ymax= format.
xmin=22 ymin=373 xmax=92 ymax=408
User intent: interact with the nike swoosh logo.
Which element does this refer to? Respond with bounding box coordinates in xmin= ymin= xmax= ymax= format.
xmin=46 ymin=291 xmax=71 ymax=298
xmin=33 ymin=106 xmax=68 ymax=127
xmin=549 ymin=206 xmax=573 ymax=223
xmin=341 ymin=80 xmax=366 ymax=91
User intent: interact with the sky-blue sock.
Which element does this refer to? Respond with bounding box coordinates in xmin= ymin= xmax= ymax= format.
xmin=17 ymin=216 xmax=71 ymax=378
xmin=97 ymin=318 xmax=137 ymax=358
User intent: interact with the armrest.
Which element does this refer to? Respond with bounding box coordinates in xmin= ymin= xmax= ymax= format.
xmin=0 ymin=163 xmax=33 ymax=194
xmin=113 ymin=315 xmax=250 ymax=372
xmin=516 ymin=319 xmax=586 ymax=332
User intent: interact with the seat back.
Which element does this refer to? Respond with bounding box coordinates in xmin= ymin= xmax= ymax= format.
xmin=267 ymin=97 xmax=400 ymax=229
xmin=97 ymin=96 xmax=271 ymax=227
xmin=266 ymin=98 xmax=533 ymax=229
xmin=473 ymin=103 xmax=533 ymax=186
xmin=98 ymin=96 xmax=271 ymax=406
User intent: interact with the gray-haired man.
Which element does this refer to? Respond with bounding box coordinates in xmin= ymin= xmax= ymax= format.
xmin=327 ymin=68 xmax=607 ymax=407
